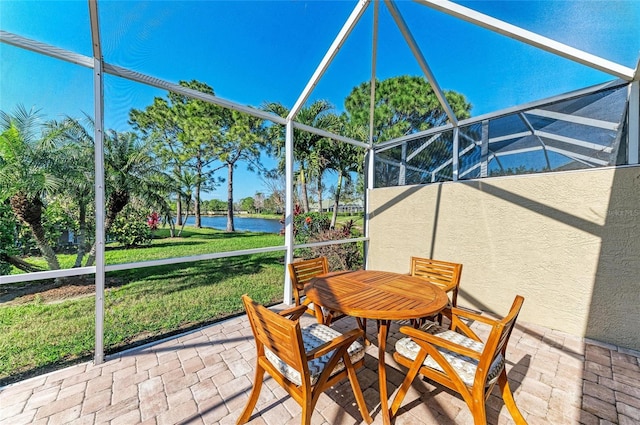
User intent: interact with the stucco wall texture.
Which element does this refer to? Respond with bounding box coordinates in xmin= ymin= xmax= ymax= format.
xmin=367 ymin=166 xmax=640 ymax=351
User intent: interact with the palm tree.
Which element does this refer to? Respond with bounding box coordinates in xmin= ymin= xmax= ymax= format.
xmin=327 ymin=118 xmax=366 ymax=228
xmin=263 ymin=100 xmax=340 ymax=213
xmin=309 ymin=138 xmax=333 ymax=213
xmin=327 ymin=142 xmax=363 ymax=229
xmin=84 ymin=130 xmax=168 ymax=266
xmin=0 ymin=105 xmax=62 ymax=271
xmin=47 ymin=114 xmax=95 ymax=268
xmin=144 ymin=171 xmax=178 ymax=237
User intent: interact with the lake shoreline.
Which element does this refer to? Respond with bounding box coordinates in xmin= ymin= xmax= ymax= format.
xmin=182 ymin=216 xmax=282 ymax=233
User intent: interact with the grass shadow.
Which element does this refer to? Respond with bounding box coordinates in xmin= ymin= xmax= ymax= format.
xmin=105 ymin=252 xmax=284 ymax=294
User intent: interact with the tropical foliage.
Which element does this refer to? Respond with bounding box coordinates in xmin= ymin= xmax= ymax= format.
xmin=1 ymin=75 xmax=470 ymax=384
xmin=0 ymin=202 xmax=18 ymax=275
xmin=290 ymin=207 xmax=362 ymax=271
xmin=0 ymin=106 xmax=62 ymax=271
xmin=109 ymin=209 xmax=153 ymax=248
xmin=345 ymin=75 xmax=472 ymax=141
xmin=345 ymin=75 xmax=472 ymax=186
xmin=0 ymin=75 xmax=470 ymax=275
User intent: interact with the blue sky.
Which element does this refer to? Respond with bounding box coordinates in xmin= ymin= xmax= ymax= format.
xmin=1 ymin=0 xmax=639 ymax=201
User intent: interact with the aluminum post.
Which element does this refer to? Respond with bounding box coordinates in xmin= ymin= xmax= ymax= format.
xmin=88 ymin=0 xmax=106 ymax=364
xmin=283 ymin=120 xmax=295 ymax=304
xmin=629 ymin=81 xmax=639 ymax=164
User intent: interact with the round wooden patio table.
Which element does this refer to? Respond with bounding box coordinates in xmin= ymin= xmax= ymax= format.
xmin=305 ymin=269 xmax=449 ymax=425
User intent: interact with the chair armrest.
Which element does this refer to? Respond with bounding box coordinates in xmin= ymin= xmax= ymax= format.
xmin=440 ymin=306 xmax=496 ymax=341
xmin=398 ymin=325 xmax=481 ymax=360
xmin=443 ymin=306 xmax=495 ymax=325
xmin=435 ymin=308 xmax=484 ymax=341
xmin=278 ymin=304 xmax=309 ymax=321
xmin=306 ymin=328 xmax=363 ymax=360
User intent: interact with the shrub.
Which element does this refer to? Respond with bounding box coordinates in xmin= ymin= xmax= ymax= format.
xmin=42 ymin=201 xmax=76 ymax=252
xmin=282 ymin=206 xmax=363 ymax=269
xmin=293 ymin=211 xmax=330 ymax=244
xmin=0 ymin=202 xmax=18 ymax=275
xmin=309 ymin=220 xmax=363 ymax=271
xmin=109 ymin=215 xmax=152 ymax=248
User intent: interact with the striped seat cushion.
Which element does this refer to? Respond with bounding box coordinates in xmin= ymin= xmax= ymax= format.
xmin=265 ymin=323 xmax=365 ymax=386
xmin=395 ymin=322 xmax=504 ymax=387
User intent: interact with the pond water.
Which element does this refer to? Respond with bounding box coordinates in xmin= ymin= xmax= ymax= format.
xmin=183 ymin=216 xmax=282 ymax=234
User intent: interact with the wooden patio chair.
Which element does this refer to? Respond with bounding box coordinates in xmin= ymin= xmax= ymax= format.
xmin=289 ymin=257 xmax=348 ymax=325
xmin=390 ymin=295 xmax=527 ymax=425
xmin=289 ymin=257 xmax=329 ymax=306
xmin=410 ymin=256 xmax=463 ymax=326
xmin=237 ymin=295 xmax=372 ymax=425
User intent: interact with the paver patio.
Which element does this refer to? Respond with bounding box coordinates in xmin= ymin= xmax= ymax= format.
xmin=1 ymin=306 xmax=639 ymax=425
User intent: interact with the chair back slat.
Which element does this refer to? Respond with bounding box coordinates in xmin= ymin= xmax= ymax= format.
xmin=479 ymin=295 xmax=524 ymax=378
xmin=410 ymin=257 xmax=462 ymax=289
xmin=495 ymin=296 xmax=523 ymax=354
xmin=242 ymin=295 xmax=307 ymax=375
xmin=410 ymin=257 xmax=462 ymax=311
xmin=289 ymin=257 xmax=329 ymax=303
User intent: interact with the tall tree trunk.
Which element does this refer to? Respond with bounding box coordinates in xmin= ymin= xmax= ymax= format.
xmin=300 ymin=168 xmax=310 ymax=213
xmin=176 ymin=195 xmax=183 ymax=226
xmin=177 ymin=202 xmax=191 ymax=237
xmin=85 ymin=190 xmax=129 ymax=267
xmin=195 ymin=182 xmax=201 ymax=228
xmin=195 ymin=159 xmax=203 ymax=228
xmin=175 ymin=165 xmax=183 ymax=226
xmin=330 ymin=173 xmax=343 ymax=229
xmin=9 ymin=194 xmax=60 ymax=270
xmin=226 ymin=163 xmax=235 ymax=232
xmin=317 ymin=175 xmax=323 ymax=213
xmin=73 ymin=201 xmax=87 ymax=268
xmin=30 ymin=220 xmax=60 ymax=270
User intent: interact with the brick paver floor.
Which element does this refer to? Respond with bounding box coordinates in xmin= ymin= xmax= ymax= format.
xmin=1 ymin=306 xmax=639 ymax=425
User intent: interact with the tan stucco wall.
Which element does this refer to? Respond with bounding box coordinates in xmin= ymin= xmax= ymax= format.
xmin=367 ymin=166 xmax=640 ymax=351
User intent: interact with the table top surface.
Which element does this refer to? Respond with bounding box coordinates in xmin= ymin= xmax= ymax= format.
xmin=305 ymin=269 xmax=449 ymax=321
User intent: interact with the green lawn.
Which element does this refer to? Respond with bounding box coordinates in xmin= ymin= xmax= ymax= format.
xmin=0 ymin=228 xmax=286 ymax=385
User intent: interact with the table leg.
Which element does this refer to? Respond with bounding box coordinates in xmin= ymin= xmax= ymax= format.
xmin=377 ymin=319 xmax=391 ymax=425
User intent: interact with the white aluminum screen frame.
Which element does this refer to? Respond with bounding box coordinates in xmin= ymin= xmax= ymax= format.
xmin=1 ymin=0 xmax=638 ymax=367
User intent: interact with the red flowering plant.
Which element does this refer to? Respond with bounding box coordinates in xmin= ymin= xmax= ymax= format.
xmin=147 ymin=212 xmax=160 ymax=231
xmin=279 ymin=203 xmax=302 ymax=235
xmin=280 ymin=204 xmax=329 ymax=239
xmin=294 ymin=211 xmax=330 ymax=243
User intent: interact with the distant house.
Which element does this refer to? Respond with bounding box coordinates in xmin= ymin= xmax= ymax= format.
xmin=56 ymin=230 xmax=78 ymax=253
xmin=309 ymin=200 xmax=364 ymax=214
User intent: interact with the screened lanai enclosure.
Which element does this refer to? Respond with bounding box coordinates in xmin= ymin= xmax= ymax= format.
xmin=1 ymin=0 xmax=639 ymax=385
xmin=376 ymin=81 xmax=632 ymax=185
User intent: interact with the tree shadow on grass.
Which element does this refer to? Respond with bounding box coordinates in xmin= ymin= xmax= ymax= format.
xmin=157 ymin=229 xmax=280 ymax=240
xmin=107 ymin=253 xmax=285 ymax=295
xmin=0 ymin=275 xmax=126 ymax=305
xmin=0 ymin=252 xmax=284 ymax=304
xmin=108 ymin=240 xmax=206 ymax=250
